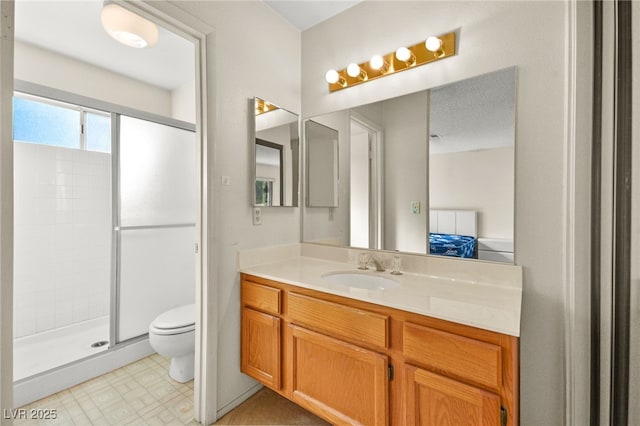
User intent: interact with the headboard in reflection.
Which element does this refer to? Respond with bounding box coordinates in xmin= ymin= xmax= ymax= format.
xmin=302 ymin=67 xmax=516 ymax=262
xmin=253 ymin=97 xmax=299 ymax=207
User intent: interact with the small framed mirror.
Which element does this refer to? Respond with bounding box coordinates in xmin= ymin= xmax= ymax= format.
xmin=305 ymin=120 xmax=339 ymax=207
xmin=253 ymin=97 xmax=299 ymax=207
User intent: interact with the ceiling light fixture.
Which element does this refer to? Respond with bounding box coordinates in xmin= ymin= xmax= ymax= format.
xmin=325 ymin=31 xmax=456 ymax=93
xmin=101 ymin=2 xmax=159 ymax=48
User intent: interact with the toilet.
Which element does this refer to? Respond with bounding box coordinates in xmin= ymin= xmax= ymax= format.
xmin=148 ymin=304 xmax=196 ymax=383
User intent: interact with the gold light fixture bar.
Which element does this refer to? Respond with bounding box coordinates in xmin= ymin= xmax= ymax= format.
xmin=255 ymin=97 xmax=279 ymax=115
xmin=327 ymin=31 xmax=456 ymax=93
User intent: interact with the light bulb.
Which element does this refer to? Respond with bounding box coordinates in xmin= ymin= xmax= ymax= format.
xmin=325 ymin=69 xmax=340 ymax=84
xmin=425 ymin=36 xmax=443 ymax=52
xmin=347 ymin=63 xmax=361 ymax=78
xmin=369 ymin=55 xmax=385 ymax=70
xmin=395 ymin=47 xmax=413 ymax=62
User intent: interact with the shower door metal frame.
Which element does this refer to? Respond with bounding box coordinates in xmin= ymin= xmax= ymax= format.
xmin=12 ymin=79 xmax=197 ymax=352
xmin=110 ymin=112 xmax=197 ymax=347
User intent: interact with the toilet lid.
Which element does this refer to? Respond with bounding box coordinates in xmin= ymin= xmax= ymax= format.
xmin=151 ymin=304 xmax=195 ymax=330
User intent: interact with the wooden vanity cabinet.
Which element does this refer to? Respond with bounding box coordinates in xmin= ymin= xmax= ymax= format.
xmin=290 ymin=325 xmax=389 ymax=425
xmin=404 ymin=365 xmax=501 ymax=426
xmin=240 ymin=273 xmax=519 ymax=426
xmin=241 ymin=281 xmax=282 ymax=390
xmin=402 ymin=322 xmax=509 ymax=425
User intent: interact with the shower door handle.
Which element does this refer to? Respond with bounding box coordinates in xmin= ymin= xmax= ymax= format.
xmin=114 ymin=223 xmax=196 ymax=232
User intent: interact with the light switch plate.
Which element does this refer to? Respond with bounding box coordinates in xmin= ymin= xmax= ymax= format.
xmin=411 ymin=201 xmax=421 ymax=214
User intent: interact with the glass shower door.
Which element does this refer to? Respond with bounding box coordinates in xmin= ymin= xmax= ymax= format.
xmin=116 ymin=115 xmax=196 ymax=342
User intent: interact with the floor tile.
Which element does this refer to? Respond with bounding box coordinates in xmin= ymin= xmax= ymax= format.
xmin=17 ymin=355 xmax=330 ymax=426
xmin=17 ymin=355 xmax=195 ymax=426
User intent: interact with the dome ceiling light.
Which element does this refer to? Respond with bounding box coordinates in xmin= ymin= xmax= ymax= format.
xmin=101 ymin=2 xmax=159 ymax=49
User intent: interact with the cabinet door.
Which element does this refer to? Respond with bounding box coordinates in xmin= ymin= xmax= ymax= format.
xmin=241 ymin=307 xmax=281 ymax=389
xmin=405 ymin=364 xmax=501 ymax=426
xmin=290 ymin=325 xmax=388 ymax=426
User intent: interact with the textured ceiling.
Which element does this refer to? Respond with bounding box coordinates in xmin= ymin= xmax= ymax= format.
xmin=429 ymin=67 xmax=516 ymax=154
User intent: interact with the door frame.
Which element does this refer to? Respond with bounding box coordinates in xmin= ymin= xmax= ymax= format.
xmin=0 ymin=0 xmax=218 ymax=423
xmin=350 ymin=111 xmax=384 ymax=250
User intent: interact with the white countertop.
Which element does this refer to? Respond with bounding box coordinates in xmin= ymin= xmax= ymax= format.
xmin=240 ymin=255 xmax=522 ymax=337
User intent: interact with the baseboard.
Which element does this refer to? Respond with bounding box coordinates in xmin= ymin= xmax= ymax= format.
xmin=215 ymin=382 xmax=263 ymax=420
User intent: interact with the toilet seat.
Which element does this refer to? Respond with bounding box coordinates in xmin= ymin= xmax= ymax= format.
xmin=150 ymin=304 xmax=195 ymax=335
xmin=149 ymin=323 xmax=195 ymax=336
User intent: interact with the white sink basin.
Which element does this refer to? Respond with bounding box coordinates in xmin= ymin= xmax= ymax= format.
xmin=321 ymin=271 xmax=399 ymax=290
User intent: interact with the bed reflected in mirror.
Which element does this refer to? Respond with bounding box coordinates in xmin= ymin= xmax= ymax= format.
xmin=429 ymin=67 xmax=515 ymax=263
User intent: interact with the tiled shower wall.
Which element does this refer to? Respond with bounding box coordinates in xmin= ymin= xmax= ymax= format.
xmin=14 ymin=142 xmax=111 ymax=338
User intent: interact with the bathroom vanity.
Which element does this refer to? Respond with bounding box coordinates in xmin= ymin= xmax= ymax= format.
xmin=239 ymin=246 xmax=522 ymax=426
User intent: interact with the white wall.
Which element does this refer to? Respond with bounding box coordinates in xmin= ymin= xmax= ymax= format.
xmin=13 ymin=143 xmax=111 ymax=338
xmin=302 ymin=2 xmax=568 ymax=424
xmin=14 ymin=41 xmax=172 ymax=118
xmin=165 ymin=0 xmax=301 ymax=417
xmin=303 ymin=111 xmax=350 ymax=245
xmin=430 ymin=146 xmax=514 ymax=239
xmin=382 ymin=91 xmax=428 ymax=254
xmin=0 ymin=0 xmax=15 ymax=412
xmin=172 ymin=78 xmax=196 ymax=123
xmin=350 ymin=130 xmax=369 ymax=248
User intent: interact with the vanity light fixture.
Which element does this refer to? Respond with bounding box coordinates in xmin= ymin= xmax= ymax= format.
xmin=101 ymin=2 xmax=159 ymax=48
xmin=325 ymin=31 xmax=456 ymax=92
xmin=425 ymin=36 xmax=445 ymax=58
xmin=395 ymin=47 xmax=416 ymax=66
xmin=325 ymin=69 xmax=347 ymax=87
xmin=369 ymin=55 xmax=389 ymax=73
xmin=346 ymin=63 xmax=368 ymax=81
xmin=255 ymin=98 xmax=279 ymax=115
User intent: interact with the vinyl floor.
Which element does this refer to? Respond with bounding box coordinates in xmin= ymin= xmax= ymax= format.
xmin=15 ymin=354 xmax=329 ymax=425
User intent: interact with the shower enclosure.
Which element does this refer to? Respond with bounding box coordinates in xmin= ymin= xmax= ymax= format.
xmin=13 ymin=89 xmax=196 ymax=385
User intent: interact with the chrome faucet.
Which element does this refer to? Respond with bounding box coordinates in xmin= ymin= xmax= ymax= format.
xmin=370 ymin=257 xmax=386 ymax=272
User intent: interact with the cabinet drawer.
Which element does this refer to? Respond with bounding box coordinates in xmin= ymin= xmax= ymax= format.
xmin=288 ymin=292 xmax=389 ymax=349
xmin=403 ymin=322 xmax=502 ymax=391
xmin=242 ymin=281 xmax=281 ymax=314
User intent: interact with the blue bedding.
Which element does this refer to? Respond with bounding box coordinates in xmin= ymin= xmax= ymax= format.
xmin=429 ymin=233 xmax=476 ymax=258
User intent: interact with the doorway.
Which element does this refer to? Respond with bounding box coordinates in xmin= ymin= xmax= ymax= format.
xmin=9 ymin=1 xmax=208 ymax=417
xmin=349 ymin=113 xmax=383 ymax=250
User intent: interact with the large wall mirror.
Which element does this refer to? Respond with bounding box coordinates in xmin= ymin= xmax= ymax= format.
xmin=302 ymin=67 xmax=516 ymax=263
xmin=253 ymin=97 xmax=299 ymax=207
